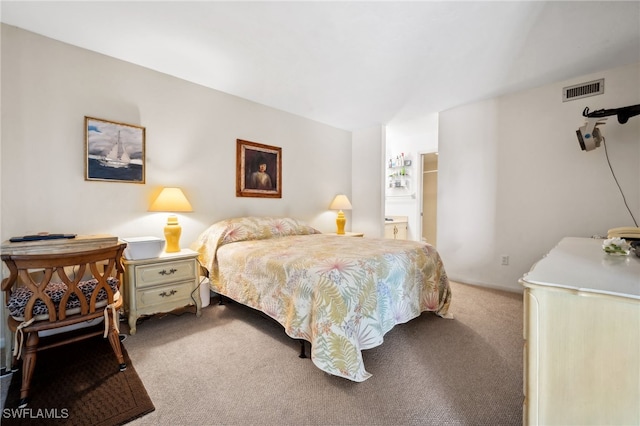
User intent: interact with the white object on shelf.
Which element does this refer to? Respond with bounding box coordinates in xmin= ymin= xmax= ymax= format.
xmin=121 ymin=236 xmax=165 ymax=260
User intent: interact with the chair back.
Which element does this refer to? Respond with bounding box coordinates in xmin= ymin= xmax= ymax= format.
xmin=2 ymin=244 xmax=126 ymax=323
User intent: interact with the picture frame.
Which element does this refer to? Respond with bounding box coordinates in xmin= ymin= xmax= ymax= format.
xmin=236 ymin=139 xmax=282 ymax=198
xmin=85 ymin=116 xmax=145 ymax=183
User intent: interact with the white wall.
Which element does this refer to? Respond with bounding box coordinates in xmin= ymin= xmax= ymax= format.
xmin=0 ymin=24 xmax=362 ymax=364
xmin=0 ymin=24 xmax=354 ymax=247
xmin=352 ymin=125 xmax=385 ymax=238
xmin=438 ymin=62 xmax=640 ymax=292
xmin=384 ymin=113 xmax=439 ymax=240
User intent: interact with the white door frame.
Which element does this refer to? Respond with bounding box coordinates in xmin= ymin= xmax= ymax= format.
xmin=416 ymin=150 xmax=438 ymax=243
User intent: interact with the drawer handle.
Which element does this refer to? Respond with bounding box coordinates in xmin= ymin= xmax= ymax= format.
xmin=159 ymin=290 xmax=177 ymax=298
xmin=159 ymin=268 xmax=178 ymax=276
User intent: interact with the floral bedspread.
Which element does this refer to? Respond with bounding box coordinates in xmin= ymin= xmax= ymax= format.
xmin=192 ymin=217 xmax=452 ymax=382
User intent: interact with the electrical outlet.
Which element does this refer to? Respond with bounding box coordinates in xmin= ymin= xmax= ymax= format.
xmin=501 ymin=255 xmax=509 ymax=266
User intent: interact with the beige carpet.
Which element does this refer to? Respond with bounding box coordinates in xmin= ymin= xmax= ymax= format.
xmin=120 ymin=281 xmax=523 ymax=425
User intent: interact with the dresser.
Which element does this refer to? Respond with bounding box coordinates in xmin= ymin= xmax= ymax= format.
xmin=519 ymin=237 xmax=640 ymax=425
xmin=122 ymin=249 xmax=202 ymax=334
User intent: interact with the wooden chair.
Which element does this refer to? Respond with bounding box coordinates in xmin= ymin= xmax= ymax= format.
xmin=2 ymin=243 xmax=127 ymax=408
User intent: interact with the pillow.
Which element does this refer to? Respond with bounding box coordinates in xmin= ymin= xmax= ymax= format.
xmin=8 ymin=277 xmax=120 ymax=321
xmin=192 ymin=217 xmax=320 ymax=280
xmin=219 ymin=216 xmax=320 ymax=244
xmin=195 ymin=217 xmax=319 ymax=248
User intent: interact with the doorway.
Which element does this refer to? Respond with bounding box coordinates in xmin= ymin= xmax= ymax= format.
xmin=421 ymin=153 xmax=438 ymax=246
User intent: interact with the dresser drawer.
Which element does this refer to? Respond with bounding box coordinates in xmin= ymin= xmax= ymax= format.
xmin=134 ymin=259 xmax=197 ymax=288
xmin=137 ymin=280 xmax=196 ymax=309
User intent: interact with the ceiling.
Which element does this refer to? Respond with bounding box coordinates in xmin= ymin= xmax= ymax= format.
xmin=2 ymin=1 xmax=639 ymax=131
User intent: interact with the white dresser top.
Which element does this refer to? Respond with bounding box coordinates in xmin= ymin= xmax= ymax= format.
xmin=521 ymin=237 xmax=640 ymax=299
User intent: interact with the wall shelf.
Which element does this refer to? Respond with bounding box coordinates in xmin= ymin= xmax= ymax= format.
xmin=385 ymin=193 xmax=416 ymax=199
xmin=388 ymin=159 xmax=412 ymax=168
xmin=387 ymin=154 xmax=412 ymax=190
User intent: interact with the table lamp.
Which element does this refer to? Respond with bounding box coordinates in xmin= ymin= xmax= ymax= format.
xmin=149 ymin=187 xmax=193 ymax=253
xmin=329 ymin=194 xmax=352 ymax=235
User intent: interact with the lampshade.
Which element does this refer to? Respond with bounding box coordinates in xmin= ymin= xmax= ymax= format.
xmin=329 ymin=194 xmax=352 ymax=211
xmin=149 ymin=187 xmax=193 ymax=253
xmin=329 ymin=195 xmax=352 ymax=235
xmin=149 ymin=187 xmax=193 ymax=213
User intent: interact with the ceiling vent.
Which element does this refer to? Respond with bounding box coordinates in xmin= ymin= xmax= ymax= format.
xmin=563 ymin=78 xmax=604 ymax=102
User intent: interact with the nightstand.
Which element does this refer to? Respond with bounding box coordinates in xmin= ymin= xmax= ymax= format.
xmin=327 ymin=232 xmax=364 ymax=237
xmin=122 ymin=249 xmax=202 ymax=334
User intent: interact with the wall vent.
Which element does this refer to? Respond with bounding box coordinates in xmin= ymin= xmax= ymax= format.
xmin=563 ymin=78 xmax=604 ymax=102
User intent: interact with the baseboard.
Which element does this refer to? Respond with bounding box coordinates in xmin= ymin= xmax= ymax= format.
xmin=449 ymin=277 xmax=523 ymax=294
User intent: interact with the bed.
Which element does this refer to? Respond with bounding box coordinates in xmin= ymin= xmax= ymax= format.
xmin=192 ymin=217 xmax=452 ymax=382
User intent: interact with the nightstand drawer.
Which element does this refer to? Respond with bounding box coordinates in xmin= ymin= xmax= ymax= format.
xmin=137 ymin=280 xmax=195 ymax=308
xmin=134 ymin=259 xmax=197 ymax=288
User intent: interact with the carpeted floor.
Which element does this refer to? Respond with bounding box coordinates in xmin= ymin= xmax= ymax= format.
xmin=2 ymin=335 xmax=154 ymax=426
xmin=1 ymin=281 xmax=523 ymax=425
xmin=123 ymin=281 xmax=524 ymax=425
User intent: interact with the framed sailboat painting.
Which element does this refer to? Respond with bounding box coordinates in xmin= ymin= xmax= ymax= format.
xmin=85 ymin=116 xmax=146 ymax=183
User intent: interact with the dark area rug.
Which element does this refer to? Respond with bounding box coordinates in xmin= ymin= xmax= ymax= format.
xmin=3 ymin=335 xmax=154 ymax=425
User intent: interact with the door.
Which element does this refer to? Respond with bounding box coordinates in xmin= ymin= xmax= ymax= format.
xmin=421 ymin=153 xmax=438 ymax=246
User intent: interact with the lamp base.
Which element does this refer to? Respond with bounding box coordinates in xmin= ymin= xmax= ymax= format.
xmin=164 ymin=215 xmax=182 ymax=253
xmin=335 ymin=210 xmax=346 ymax=235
